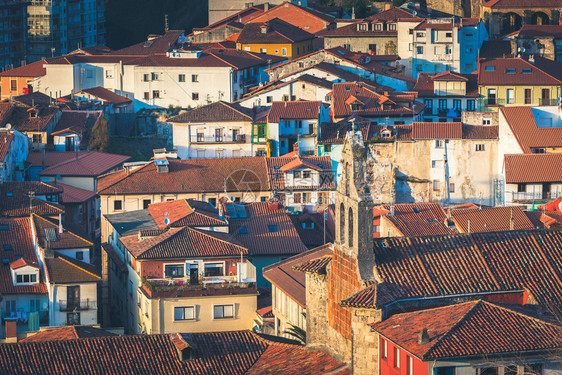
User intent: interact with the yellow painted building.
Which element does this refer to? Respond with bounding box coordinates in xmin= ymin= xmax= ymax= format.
xmin=236 ymin=18 xmax=316 ymax=60
xmin=478 ymin=57 xmax=562 ymax=111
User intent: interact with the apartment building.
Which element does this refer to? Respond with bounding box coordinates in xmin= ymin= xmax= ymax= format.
xmin=0 ymin=0 xmax=28 ymax=72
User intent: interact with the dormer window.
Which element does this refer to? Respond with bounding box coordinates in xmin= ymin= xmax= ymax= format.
xmin=358 ymin=23 xmax=368 ymax=31
xmin=294 ymin=171 xmax=302 ymax=178
xmin=485 ymin=66 xmax=495 ymax=72
xmin=388 ymin=23 xmax=396 ymax=31
xmin=16 ymin=274 xmax=37 ymax=283
xmin=383 ymin=103 xmax=392 ymax=110
xmin=351 ymin=102 xmax=363 ymax=111
xmin=381 ymin=130 xmax=392 ymax=139
xmin=374 ymin=23 xmax=382 ymax=31
xmin=303 ymin=170 xmax=311 ymax=178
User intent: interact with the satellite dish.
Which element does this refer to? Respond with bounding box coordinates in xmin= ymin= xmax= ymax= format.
xmin=5 ymin=123 xmax=11 ymax=129
xmin=412 ymin=10 xmax=417 ymax=16
xmin=164 ymin=217 xmax=170 ymax=226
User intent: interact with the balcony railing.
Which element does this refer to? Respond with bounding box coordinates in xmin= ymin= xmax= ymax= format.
xmin=509 ymin=191 xmax=561 ymax=202
xmin=191 ymin=134 xmax=246 ymax=144
xmin=2 ymin=310 xmax=48 ymax=325
xmin=538 ymin=98 xmax=558 ymax=106
xmin=479 ymin=98 xmax=558 ymax=109
xmin=141 ymin=277 xmax=257 ymax=298
xmin=59 ymin=299 xmax=95 ymax=311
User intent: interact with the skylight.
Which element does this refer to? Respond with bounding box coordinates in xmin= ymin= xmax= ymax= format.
xmin=268 ymin=225 xmax=278 ymax=233
xmin=484 ymin=66 xmax=495 ymax=71
xmin=239 ymin=226 xmax=248 ymax=234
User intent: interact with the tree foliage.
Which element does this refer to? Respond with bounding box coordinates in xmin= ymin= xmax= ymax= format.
xmin=89 ymin=115 xmax=110 ymax=152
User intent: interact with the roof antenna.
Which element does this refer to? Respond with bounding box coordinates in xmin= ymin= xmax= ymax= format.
xmin=510 ymin=207 xmax=514 ymax=231
xmin=467 ymin=219 xmax=471 ymax=234
xmin=28 ymin=191 xmax=35 ymax=215
xmin=164 ymin=14 xmax=169 ymax=33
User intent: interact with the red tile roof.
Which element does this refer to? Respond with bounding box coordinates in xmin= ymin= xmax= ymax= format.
xmin=478 ymin=57 xmax=562 ymax=86
xmin=27 ymin=150 xmax=89 ymax=168
xmin=0 ymin=59 xmax=50 ymax=77
xmin=191 ymin=6 xmax=265 ymax=34
xmin=0 ymin=330 xmax=349 ymax=375
xmin=414 ymin=72 xmax=478 ymax=97
xmin=168 ymin=101 xmax=252 ymax=123
xmin=21 ymin=326 xmax=116 ymax=342
xmin=237 ymin=18 xmax=316 ymax=44
xmin=51 ymin=110 xmax=103 ymax=149
xmin=499 ymin=106 xmax=562 ymax=153
xmin=374 ymin=202 xmax=455 ymax=237
xmin=257 ymin=305 xmax=274 ymax=318
xmin=290 ymin=212 xmax=334 ymax=247
xmin=53 ymin=182 xmax=96 ymax=203
xmin=32 ymin=214 xmax=93 ymax=250
xmin=462 ymin=124 xmax=498 ymax=139
xmin=97 ymin=157 xmax=269 ymax=195
xmin=121 ymin=226 xmax=247 ymax=260
xmin=39 ymin=151 xmax=130 ymax=177
xmin=0 ymin=132 xmax=14 ymax=162
xmin=0 ymin=182 xmax=64 ymax=217
xmin=504 ymin=153 xmax=562 ymax=183
xmin=9 ymin=106 xmax=60 ymax=133
xmin=517 ymin=24 xmax=562 ymax=38
xmin=414 ymin=18 xmax=480 ymax=30
xmin=248 ymin=1 xmax=336 ymax=32
xmin=0 ymin=217 xmax=47 ymax=295
xmin=370 ymin=229 xmax=562 ymax=308
xmin=229 ymin=202 xmax=308 ymax=256
xmin=45 ymin=254 xmax=100 ymax=284
xmin=371 ymin=300 xmax=562 ymax=360
xmin=268 ymin=101 xmax=322 ymax=123
xmin=75 ymin=87 xmax=132 ymax=105
xmin=450 ymin=206 xmax=535 ymax=233
xmin=266 ymin=154 xmax=334 ymax=190
xmin=331 ymin=82 xmax=424 ymax=118
xmin=0 ymin=103 xmax=15 ymax=127
xmin=147 ymin=199 xmax=227 ymax=228
xmin=112 ymin=30 xmax=184 ymax=55
xmin=412 ymin=122 xmax=462 ymax=139
xmin=263 ymin=244 xmax=333 ymax=307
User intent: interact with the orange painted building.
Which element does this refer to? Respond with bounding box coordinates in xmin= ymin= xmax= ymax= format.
xmin=0 ymin=59 xmax=48 ymax=100
xmin=248 ymin=1 xmax=335 ymax=34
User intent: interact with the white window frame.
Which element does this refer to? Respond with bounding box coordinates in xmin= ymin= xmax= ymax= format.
xmin=213 ymin=303 xmax=235 ymax=319
xmin=174 ymin=305 xmax=196 ymax=321
xmin=203 ymin=261 xmax=226 ymax=277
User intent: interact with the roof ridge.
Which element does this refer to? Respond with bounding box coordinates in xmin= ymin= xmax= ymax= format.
xmin=207 ymin=52 xmax=238 ymax=69
xmin=481 ymin=299 xmax=562 ymax=329
xmin=422 ymin=300 xmax=482 ymax=360
xmin=191 ymin=227 xmax=248 ymax=252
xmin=97 ymin=161 xmax=150 ymax=194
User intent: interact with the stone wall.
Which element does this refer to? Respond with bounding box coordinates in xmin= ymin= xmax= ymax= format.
xmin=462 ymin=111 xmax=498 ymax=126
xmin=323 ymin=36 xmax=397 ymax=55
xmin=351 ymin=309 xmax=382 ymax=375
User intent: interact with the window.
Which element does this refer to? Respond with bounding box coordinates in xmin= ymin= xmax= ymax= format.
xmin=204 ymin=263 xmax=224 ymax=277
xmin=76 ymin=251 xmax=84 ymax=260
xmin=433 ymin=180 xmax=440 ymax=191
xmin=318 ymin=192 xmax=329 ymax=205
xmin=16 ymin=274 xmax=37 ymax=283
xmin=522 ymin=68 xmax=532 ymax=74
xmin=439 ymin=99 xmax=447 ymax=110
xmin=294 ymin=193 xmax=302 ymax=203
xmin=114 ymin=200 xmax=123 ymax=211
xmin=485 ymin=66 xmax=495 ymax=71
xmin=482 ymin=118 xmax=491 ymax=126
xmin=389 ymin=23 xmax=396 ymax=30
xmin=416 ymin=32 xmax=424 ymax=37
xmin=192 ymin=93 xmax=199 ymax=100
xmin=303 ymin=171 xmax=311 ymax=178
xmin=479 ymin=368 xmax=498 ymax=375
xmin=532 ymin=148 xmax=546 ymax=154
xmin=260 ymin=48 xmax=266 ymax=53
xmin=151 ymin=72 xmax=158 ymax=81
xmin=445 ymin=32 xmax=452 ymax=38
xmin=10 ymin=80 xmax=16 ymax=91
xmin=67 ymin=312 xmax=80 ymax=325
xmin=281 ymin=48 xmax=287 ymax=56
xmin=449 ymin=183 xmax=455 ymax=193
xmin=424 ymin=99 xmax=433 ymax=110
xmin=435 ymin=367 xmax=455 ymax=375
xmin=268 ymin=225 xmax=278 ymax=233
xmin=165 ymin=264 xmax=184 ymax=278
xmin=239 ymin=226 xmax=249 ymax=234
xmin=213 ymin=304 xmax=234 ymax=319
xmin=144 ymin=92 xmax=149 ymax=100
xmin=487 ymin=88 xmax=497 ymax=105
xmin=128 ymin=280 xmax=133 ymax=296
xmin=527 ymin=364 xmax=543 ymax=375
xmin=368 ymin=44 xmax=376 ymax=53
xmin=294 ymin=171 xmax=302 ymax=178
xmin=266 ymin=96 xmax=273 ymax=103
xmin=506 ymin=68 xmax=515 ymax=73
xmin=381 ymin=339 xmax=388 ymax=359
xmin=416 ymin=46 xmax=424 ymax=54
xmin=506 ymin=88 xmax=514 ymax=104
xmin=282 ymin=95 xmax=289 ymax=101
xmin=475 ymin=144 xmax=485 ymax=151
xmin=406 ymin=355 xmax=413 ymax=375
xmin=393 ymin=347 xmax=400 ymax=368
xmin=518 ymin=183 xmax=526 ymax=193
xmin=178 ymin=74 xmax=185 ymax=82
xmin=174 ymin=306 xmax=195 ymax=321
xmin=467 ymin=99 xmax=475 ymax=111
xmin=143 ymin=199 xmax=151 ymax=209
xmin=303 ymin=192 xmax=311 ymax=203
xmin=525 ymin=88 xmax=532 ymax=104
xmin=143 ymin=73 xmax=149 ymax=82
xmin=153 ymin=90 xmax=160 ymax=99
xmin=431 ymin=160 xmax=438 ymax=168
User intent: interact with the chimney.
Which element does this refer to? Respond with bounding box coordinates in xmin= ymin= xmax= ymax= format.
xmin=5 ymin=318 xmax=18 ymax=343
xmin=390 ymin=205 xmax=395 ymax=216
xmin=170 ymin=333 xmax=197 ymax=362
xmin=351 ymin=6 xmax=355 ymax=19
xmin=264 ymin=3 xmax=269 ymax=11
xmin=384 ymin=3 xmax=391 ymax=10
xmin=417 ymin=328 xmax=430 ymax=345
xmin=58 ymin=213 xmax=63 ymax=233
xmin=261 ymin=25 xmax=268 ymax=34
xmin=529 ymin=55 xmax=535 ymax=64
xmin=293 ymin=142 xmax=299 ymax=153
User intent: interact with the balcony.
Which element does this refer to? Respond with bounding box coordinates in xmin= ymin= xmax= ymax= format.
xmin=141 ymin=277 xmax=257 ymax=298
xmin=58 ymin=299 xmax=95 ymax=311
xmin=539 ymin=98 xmax=558 ymax=106
xmin=2 ymin=310 xmax=48 ymax=326
xmin=191 ymin=134 xmax=246 ymax=144
xmin=510 ymin=191 xmax=561 ymax=203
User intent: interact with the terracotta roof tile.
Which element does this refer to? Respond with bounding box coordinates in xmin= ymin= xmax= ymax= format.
xmin=371 ymin=229 xmax=562 ymax=308
xmin=112 ymin=30 xmax=184 ymax=55
xmin=290 ymin=212 xmax=334 ymax=247
xmin=374 ymin=202 xmax=455 ymax=237
xmin=478 ymin=57 xmax=562 ymax=86
xmin=450 ymin=206 xmax=535 ymax=233
xmin=0 ymin=59 xmax=49 ymax=77
xmin=266 ymin=154 xmax=334 ymax=190
xmin=263 ymin=244 xmax=332 ymax=307
xmin=237 ymin=18 xmax=315 ymax=44
xmin=248 ymin=1 xmax=336 ymax=32
xmin=0 ymin=181 xmax=64 ymax=217
xmin=0 ymin=103 xmax=15 ymax=127
xmin=21 ymin=326 xmax=115 ymax=342
xmin=148 ymin=199 xmax=227 ymax=228
xmin=517 ymin=24 xmax=562 ymax=38
xmin=293 ymin=247 xmax=333 ymax=274
xmin=32 ymin=214 xmax=92 ymax=250
xmin=483 ymin=0 xmax=562 ymax=8
xmin=257 ymin=305 xmax=274 ymax=318
xmin=121 ymin=226 xmax=247 ymax=259
xmin=53 ymin=183 xmax=96 ymax=203
xmin=0 ymin=330 xmax=348 ymax=375
xmin=268 ymin=101 xmax=322 ymax=123
xmin=229 ymin=202 xmax=308 ymax=256
xmin=414 ymin=18 xmax=480 ymax=30
xmin=500 ymin=106 xmax=562 ymax=153
xmin=45 ymin=254 xmax=100 ymax=283
xmin=412 ymin=122 xmax=462 ymax=139
xmin=168 ymin=101 xmax=252 ymax=123
xmin=98 ymin=157 xmax=269 ymax=195
xmin=462 ymin=124 xmax=498 ymax=139
xmin=76 ymin=87 xmax=132 ymax=105
xmin=0 ymin=217 xmax=47 ymax=295
xmin=39 ymin=151 xmax=130 ymax=177
xmin=9 ymin=106 xmax=60 ymax=133
xmin=505 ymin=153 xmax=562 ymax=183
xmin=414 ymin=72 xmax=478 ymax=97
xmin=371 ymin=300 xmax=562 ymax=360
